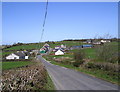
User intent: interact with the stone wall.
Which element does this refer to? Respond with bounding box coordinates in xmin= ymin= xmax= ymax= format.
xmin=2 ymin=61 xmax=47 ymax=91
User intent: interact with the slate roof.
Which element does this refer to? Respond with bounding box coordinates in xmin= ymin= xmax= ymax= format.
xmin=23 ymin=51 xmax=30 ymax=56
xmin=14 ymin=52 xmax=25 ymax=57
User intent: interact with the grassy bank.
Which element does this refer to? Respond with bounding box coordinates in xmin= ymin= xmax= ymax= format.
xmin=44 ymin=73 xmax=55 ymax=90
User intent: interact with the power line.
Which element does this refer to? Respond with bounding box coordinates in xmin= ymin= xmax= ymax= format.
xmin=40 ymin=0 xmax=49 ymax=42
xmin=38 ymin=0 xmax=49 ymax=50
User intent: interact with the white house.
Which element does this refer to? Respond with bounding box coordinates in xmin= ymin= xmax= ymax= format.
xmin=6 ymin=51 xmax=29 ymax=60
xmin=6 ymin=53 xmax=19 ymax=59
xmin=55 ymin=46 xmax=61 ymax=49
xmin=86 ymin=39 xmax=92 ymax=43
xmin=61 ymin=44 xmax=66 ymax=48
xmin=55 ymin=50 xmax=64 ymax=55
xmin=92 ymin=41 xmax=101 ymax=45
xmin=101 ymin=40 xmax=111 ymax=43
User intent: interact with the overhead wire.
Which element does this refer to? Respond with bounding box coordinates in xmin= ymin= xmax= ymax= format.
xmin=38 ymin=0 xmax=49 ymax=51
xmin=40 ymin=0 xmax=48 ymax=42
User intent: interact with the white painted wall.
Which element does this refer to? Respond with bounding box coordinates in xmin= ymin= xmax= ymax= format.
xmin=25 ymin=56 xmax=29 ymax=59
xmin=55 ymin=50 xmax=64 ymax=55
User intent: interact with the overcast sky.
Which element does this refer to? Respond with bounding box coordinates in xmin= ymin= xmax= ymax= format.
xmin=2 ymin=2 xmax=118 ymax=45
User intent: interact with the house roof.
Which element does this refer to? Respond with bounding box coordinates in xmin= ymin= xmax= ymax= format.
xmin=14 ymin=52 xmax=25 ymax=57
xmin=23 ymin=51 xmax=30 ymax=56
xmin=55 ymin=49 xmax=64 ymax=52
xmin=43 ymin=43 xmax=50 ymax=47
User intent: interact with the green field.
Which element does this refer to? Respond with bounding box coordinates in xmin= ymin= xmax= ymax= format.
xmin=2 ymin=51 xmax=13 ymax=56
xmin=4 ymin=41 xmax=84 ymax=50
xmin=71 ymin=48 xmax=96 ymax=59
xmin=83 ymin=48 xmax=96 ymax=59
xmin=49 ymin=41 xmax=83 ymax=48
xmin=4 ymin=43 xmax=44 ymax=50
xmin=2 ymin=61 xmax=34 ymax=70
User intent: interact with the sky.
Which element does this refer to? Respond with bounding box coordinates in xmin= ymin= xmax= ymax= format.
xmin=2 ymin=2 xmax=118 ymax=45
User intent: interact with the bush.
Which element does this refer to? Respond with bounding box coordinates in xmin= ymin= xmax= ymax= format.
xmin=85 ymin=62 xmax=96 ymax=69
xmin=95 ymin=43 xmax=118 ymax=63
xmin=85 ymin=62 xmax=119 ymax=72
xmin=73 ymin=49 xmax=85 ymax=67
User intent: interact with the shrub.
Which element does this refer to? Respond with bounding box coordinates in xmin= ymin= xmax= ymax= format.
xmin=73 ymin=49 xmax=85 ymax=67
xmin=95 ymin=43 xmax=118 ymax=63
xmin=85 ymin=62 xmax=96 ymax=69
xmin=85 ymin=62 xmax=119 ymax=72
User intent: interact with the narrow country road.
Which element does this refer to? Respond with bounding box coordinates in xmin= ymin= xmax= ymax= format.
xmin=37 ymin=55 xmax=118 ymax=90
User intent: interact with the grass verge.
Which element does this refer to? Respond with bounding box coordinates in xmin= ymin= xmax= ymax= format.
xmin=44 ymin=73 xmax=55 ymax=91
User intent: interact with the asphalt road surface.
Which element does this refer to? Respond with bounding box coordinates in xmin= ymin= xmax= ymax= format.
xmin=37 ymin=55 xmax=119 ymax=90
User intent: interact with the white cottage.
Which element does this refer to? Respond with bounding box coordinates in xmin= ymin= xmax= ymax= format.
xmin=101 ymin=40 xmax=110 ymax=43
xmin=6 ymin=51 xmax=29 ymax=60
xmin=55 ymin=49 xmax=64 ymax=55
xmin=6 ymin=53 xmax=19 ymax=59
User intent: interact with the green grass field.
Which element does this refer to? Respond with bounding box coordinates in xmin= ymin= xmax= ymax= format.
xmin=71 ymin=48 xmax=96 ymax=59
xmin=4 ymin=43 xmax=44 ymax=50
xmin=49 ymin=41 xmax=83 ymax=48
xmin=2 ymin=52 xmax=13 ymax=56
xmin=83 ymin=48 xmax=96 ymax=59
xmin=4 ymin=41 xmax=84 ymax=50
xmin=2 ymin=61 xmax=34 ymax=70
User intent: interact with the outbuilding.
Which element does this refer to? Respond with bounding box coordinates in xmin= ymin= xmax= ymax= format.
xmin=82 ymin=44 xmax=93 ymax=48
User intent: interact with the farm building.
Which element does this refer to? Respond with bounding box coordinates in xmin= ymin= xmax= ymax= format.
xmin=82 ymin=44 xmax=93 ymax=48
